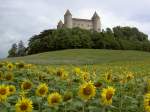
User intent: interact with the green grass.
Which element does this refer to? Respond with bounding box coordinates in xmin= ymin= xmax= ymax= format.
xmin=1 ymin=49 xmax=150 ymax=65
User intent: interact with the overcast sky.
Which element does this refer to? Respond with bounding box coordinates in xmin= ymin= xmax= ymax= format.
xmin=0 ymin=0 xmax=150 ymax=58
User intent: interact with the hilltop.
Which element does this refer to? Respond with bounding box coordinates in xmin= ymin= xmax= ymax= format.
xmin=3 ymin=49 xmax=150 ymax=65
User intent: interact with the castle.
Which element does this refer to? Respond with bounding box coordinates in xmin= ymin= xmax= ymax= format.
xmin=57 ymin=10 xmax=101 ymax=32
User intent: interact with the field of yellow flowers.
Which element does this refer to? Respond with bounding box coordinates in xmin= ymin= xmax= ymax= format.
xmin=0 ymin=61 xmax=150 ymax=112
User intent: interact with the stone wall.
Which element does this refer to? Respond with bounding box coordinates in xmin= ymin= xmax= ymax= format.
xmin=72 ymin=18 xmax=93 ymax=30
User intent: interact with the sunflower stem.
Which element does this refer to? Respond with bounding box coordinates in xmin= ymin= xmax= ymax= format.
xmin=82 ymin=104 xmax=85 ymax=112
xmin=82 ymin=101 xmax=85 ymax=112
xmin=65 ymin=103 xmax=67 ymax=112
xmin=119 ymin=84 xmax=123 ymax=112
xmin=39 ymin=98 xmax=43 ymax=112
xmin=82 ymin=101 xmax=87 ymax=112
xmin=102 ymin=106 xmax=106 ymax=112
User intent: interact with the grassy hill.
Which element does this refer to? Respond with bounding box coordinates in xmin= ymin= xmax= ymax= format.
xmin=1 ymin=49 xmax=150 ymax=65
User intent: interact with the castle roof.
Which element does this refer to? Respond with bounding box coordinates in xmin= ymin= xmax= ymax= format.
xmin=64 ymin=9 xmax=72 ymax=16
xmin=58 ymin=20 xmax=63 ymax=25
xmin=92 ymin=12 xmax=100 ymax=19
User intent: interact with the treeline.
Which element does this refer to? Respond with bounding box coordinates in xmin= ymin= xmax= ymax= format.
xmin=8 ymin=26 xmax=150 ymax=57
xmin=8 ymin=41 xmax=26 ymax=57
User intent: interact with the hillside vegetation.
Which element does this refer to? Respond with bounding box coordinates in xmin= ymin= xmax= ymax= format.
xmin=3 ymin=49 xmax=150 ymax=65
xmin=8 ymin=26 xmax=150 ymax=57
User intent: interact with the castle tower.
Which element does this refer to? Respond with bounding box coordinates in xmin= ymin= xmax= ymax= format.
xmin=57 ymin=20 xmax=63 ymax=29
xmin=92 ymin=12 xmax=101 ymax=32
xmin=64 ymin=10 xmax=72 ymax=28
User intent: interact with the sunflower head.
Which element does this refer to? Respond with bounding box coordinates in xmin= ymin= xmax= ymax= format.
xmin=105 ymin=72 xmax=112 ymax=82
xmin=36 ymin=83 xmax=48 ymax=97
xmin=101 ymin=86 xmax=115 ymax=106
xmin=78 ymin=81 xmax=96 ymax=101
xmin=8 ymin=85 xmax=16 ymax=95
xmin=25 ymin=64 xmax=33 ymax=69
xmin=81 ymin=72 xmax=90 ymax=81
xmin=126 ymin=72 xmax=134 ymax=81
xmin=15 ymin=97 xmax=33 ymax=112
xmin=0 ymin=85 xmax=9 ymax=102
xmin=5 ymin=72 xmax=13 ymax=81
xmin=17 ymin=62 xmax=25 ymax=69
xmin=56 ymin=68 xmax=64 ymax=77
xmin=7 ymin=63 xmax=14 ymax=70
xmin=47 ymin=92 xmax=62 ymax=107
xmin=0 ymin=63 xmax=3 ymax=68
xmin=21 ymin=80 xmax=32 ymax=91
xmin=61 ymin=71 xmax=68 ymax=80
xmin=46 ymin=67 xmax=56 ymax=75
xmin=144 ymin=93 xmax=150 ymax=112
xmin=74 ymin=67 xmax=81 ymax=75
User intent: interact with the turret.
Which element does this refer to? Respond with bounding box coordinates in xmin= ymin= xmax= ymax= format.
xmin=92 ymin=12 xmax=101 ymax=32
xmin=57 ymin=20 xmax=63 ymax=29
xmin=64 ymin=10 xmax=72 ymax=28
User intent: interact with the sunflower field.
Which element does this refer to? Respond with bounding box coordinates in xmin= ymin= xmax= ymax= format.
xmin=0 ymin=61 xmax=150 ymax=112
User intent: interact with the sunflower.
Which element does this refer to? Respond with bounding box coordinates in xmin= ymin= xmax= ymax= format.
xmin=36 ymin=83 xmax=48 ymax=97
xmin=78 ymin=81 xmax=96 ymax=100
xmin=17 ymin=62 xmax=25 ymax=69
xmin=7 ymin=63 xmax=14 ymax=70
xmin=0 ymin=63 xmax=3 ymax=68
xmin=25 ymin=64 xmax=33 ymax=69
xmin=105 ymin=72 xmax=112 ymax=82
xmin=0 ymin=85 xmax=9 ymax=102
xmin=46 ymin=67 xmax=56 ymax=75
xmin=61 ymin=71 xmax=68 ymax=80
xmin=8 ymin=85 xmax=16 ymax=95
xmin=74 ymin=67 xmax=81 ymax=76
xmin=15 ymin=97 xmax=33 ymax=112
xmin=81 ymin=71 xmax=90 ymax=81
xmin=5 ymin=72 xmax=13 ymax=81
xmin=144 ymin=93 xmax=150 ymax=112
xmin=56 ymin=68 xmax=64 ymax=77
xmin=47 ymin=92 xmax=62 ymax=107
xmin=126 ymin=72 xmax=134 ymax=81
xmin=21 ymin=80 xmax=32 ymax=91
xmin=101 ymin=86 xmax=115 ymax=106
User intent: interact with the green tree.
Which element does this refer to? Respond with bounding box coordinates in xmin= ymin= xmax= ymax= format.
xmin=8 ymin=43 xmax=17 ymax=57
xmin=17 ymin=40 xmax=26 ymax=56
xmin=26 ymin=26 xmax=150 ymax=55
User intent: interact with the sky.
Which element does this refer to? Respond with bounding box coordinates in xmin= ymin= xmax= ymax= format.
xmin=0 ymin=0 xmax=150 ymax=58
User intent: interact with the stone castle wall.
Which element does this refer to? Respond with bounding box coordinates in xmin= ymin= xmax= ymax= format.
xmin=72 ymin=18 xmax=93 ymax=30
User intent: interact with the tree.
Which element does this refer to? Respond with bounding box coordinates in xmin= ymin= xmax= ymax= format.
xmin=17 ymin=40 xmax=26 ymax=56
xmin=26 ymin=27 xmax=150 ymax=55
xmin=8 ymin=43 xmax=17 ymax=57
